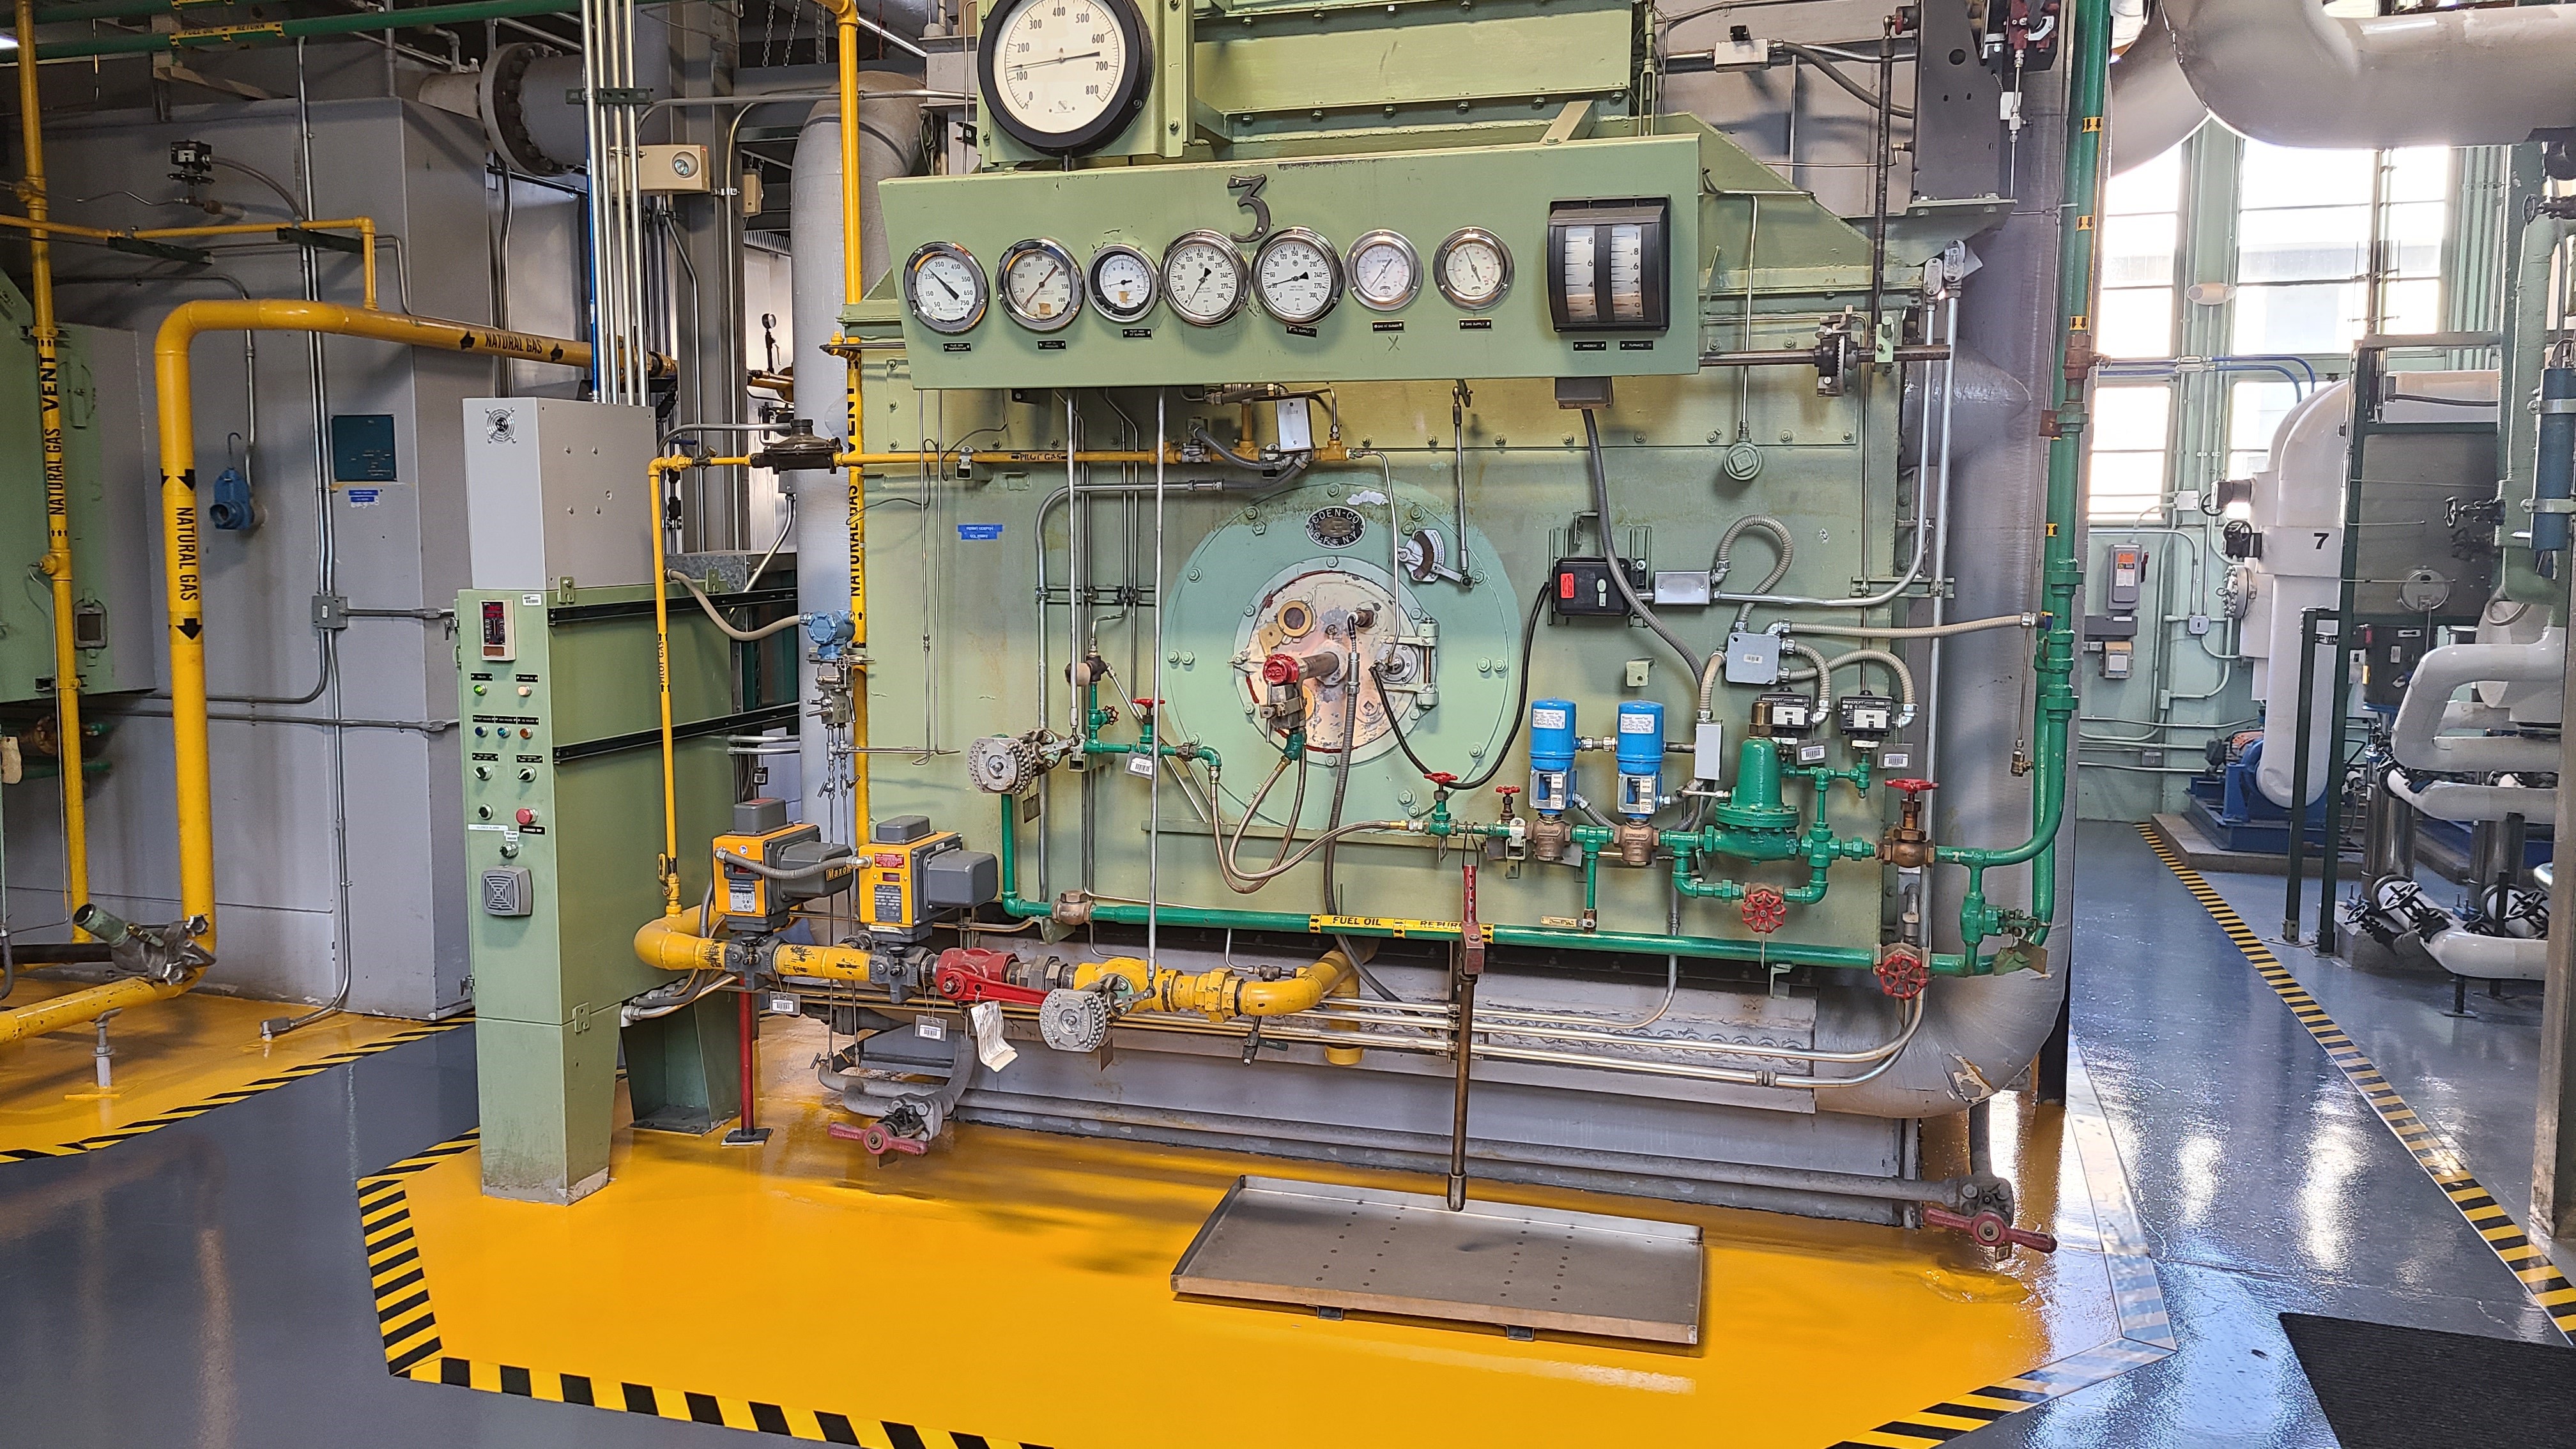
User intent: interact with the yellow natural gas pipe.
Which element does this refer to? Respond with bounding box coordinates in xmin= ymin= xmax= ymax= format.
xmin=13 ymin=0 xmax=89 ymax=942
xmin=155 ymin=301 xmax=620 ymax=946
xmin=1068 ymin=951 xmax=1360 ymax=1020
xmin=0 ymin=972 xmax=193 ymax=1048
xmin=0 ymin=213 xmax=382 ymax=310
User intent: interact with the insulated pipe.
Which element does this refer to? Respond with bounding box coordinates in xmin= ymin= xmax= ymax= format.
xmin=2382 ymin=769 xmax=2556 ymax=827
xmin=155 ymin=301 xmax=615 ymax=944
xmin=2426 ymin=928 xmax=2547 ymax=982
xmin=12 ymin=0 xmax=88 ymax=941
xmin=2389 ymin=631 xmax=2566 ymax=776
xmin=2107 ymin=4 xmax=2205 ymax=176
xmin=2162 ymin=0 xmax=2576 ymax=150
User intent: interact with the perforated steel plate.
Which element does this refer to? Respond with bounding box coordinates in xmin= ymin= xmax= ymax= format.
xmin=1170 ymin=1176 xmax=1703 ymax=1343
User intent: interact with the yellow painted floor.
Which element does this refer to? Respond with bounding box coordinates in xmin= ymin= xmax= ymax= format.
xmin=386 ymin=1015 xmax=2159 ymax=1449
xmin=1 ymin=975 xmax=435 ymax=1160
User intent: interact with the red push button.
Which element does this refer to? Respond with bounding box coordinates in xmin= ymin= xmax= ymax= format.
xmin=514 ymin=808 xmax=537 ymax=827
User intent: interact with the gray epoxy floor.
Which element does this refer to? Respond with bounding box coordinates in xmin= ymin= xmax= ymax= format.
xmin=0 ymin=818 xmax=2560 ymax=1448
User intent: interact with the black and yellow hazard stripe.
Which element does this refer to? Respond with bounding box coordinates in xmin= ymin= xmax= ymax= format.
xmin=3 ymin=1018 xmax=465 ymax=1163
xmin=1826 ymin=1045 xmax=2175 ymax=1447
xmin=2138 ymin=822 xmax=2576 ymax=1338
xmin=360 ymin=1131 xmax=1054 ymax=1446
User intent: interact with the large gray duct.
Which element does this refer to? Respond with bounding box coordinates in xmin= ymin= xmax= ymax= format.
xmin=2108 ymin=6 xmax=2206 ymax=176
xmin=2164 ymin=0 xmax=2576 ymax=150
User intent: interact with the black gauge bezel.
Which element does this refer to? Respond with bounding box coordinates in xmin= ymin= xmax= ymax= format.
xmin=977 ymin=0 xmax=1155 ymax=158
xmin=1252 ymin=226 xmax=1344 ymax=326
xmin=997 ymin=237 xmax=1086 ymax=332
xmin=1346 ymin=229 xmax=1421 ymax=312
xmin=1162 ymin=229 xmax=1249 ymax=327
xmin=1087 ymin=242 xmax=1160 ymax=323
xmin=1433 ymin=226 xmax=1514 ymax=311
xmin=901 ymin=240 xmax=987 ymax=335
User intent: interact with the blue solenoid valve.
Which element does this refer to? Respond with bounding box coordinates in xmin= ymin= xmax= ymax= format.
xmin=1615 ymin=700 xmax=1664 ymax=818
xmin=1528 ymin=698 xmax=1575 ymax=815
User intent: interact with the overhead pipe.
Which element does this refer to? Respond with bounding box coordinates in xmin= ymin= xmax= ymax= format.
xmin=2106 ymin=3 xmax=2205 ymax=175
xmin=2382 ymin=769 xmax=2554 ymax=827
xmin=2389 ymin=630 xmax=2565 ymax=777
xmin=8 ymin=0 xmax=677 ymax=62
xmin=11 ymin=0 xmax=89 ymax=943
xmin=2161 ymin=0 xmax=2576 ymax=150
xmin=156 ymin=302 xmax=636 ymax=951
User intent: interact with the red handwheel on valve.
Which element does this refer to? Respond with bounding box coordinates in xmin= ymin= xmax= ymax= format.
xmin=1740 ymin=885 xmax=1788 ymax=935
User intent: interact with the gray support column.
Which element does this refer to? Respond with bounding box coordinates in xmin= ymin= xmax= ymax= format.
xmin=2533 ymin=625 xmax=2576 ymax=1237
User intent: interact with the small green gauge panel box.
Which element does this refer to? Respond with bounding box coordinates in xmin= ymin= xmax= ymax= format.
xmin=876 ymin=131 xmax=1708 ymax=387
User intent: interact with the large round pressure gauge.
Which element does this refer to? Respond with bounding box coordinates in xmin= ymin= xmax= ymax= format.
xmin=1253 ymin=227 xmax=1342 ymax=326
xmin=1162 ymin=230 xmax=1247 ymax=326
xmin=902 ymin=241 xmax=986 ymax=334
xmin=1089 ymin=243 xmax=1158 ymax=323
xmin=1434 ymin=227 xmax=1512 ymax=310
xmin=1346 ymin=229 xmax=1420 ymax=312
xmin=977 ymin=0 xmax=1154 ymax=157
xmin=999 ymin=237 xmax=1084 ymax=331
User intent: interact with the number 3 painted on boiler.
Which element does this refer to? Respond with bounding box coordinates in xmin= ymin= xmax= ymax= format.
xmin=1227 ymin=174 xmax=1270 ymax=244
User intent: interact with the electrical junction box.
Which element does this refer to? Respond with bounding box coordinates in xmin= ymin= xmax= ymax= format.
xmin=1723 ymin=629 xmax=1781 ymax=684
xmin=1651 ymin=571 xmax=1711 ymax=606
xmin=636 ymin=143 xmax=711 ymax=193
xmin=1692 ymin=721 xmax=1726 ymax=782
xmin=463 ymin=398 xmax=657 ymax=592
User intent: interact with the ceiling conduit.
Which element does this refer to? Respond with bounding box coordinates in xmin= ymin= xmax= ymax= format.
xmin=2163 ymin=0 xmax=2576 ymax=150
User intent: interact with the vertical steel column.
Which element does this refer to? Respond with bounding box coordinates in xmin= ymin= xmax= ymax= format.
xmin=2282 ymin=606 xmax=2326 ymax=942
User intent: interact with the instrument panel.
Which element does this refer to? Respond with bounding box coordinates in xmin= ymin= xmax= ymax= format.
xmin=875 ymin=132 xmax=1705 ymax=385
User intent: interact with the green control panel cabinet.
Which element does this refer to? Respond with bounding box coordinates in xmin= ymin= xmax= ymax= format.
xmin=458 ymin=584 xmax=763 ymax=1203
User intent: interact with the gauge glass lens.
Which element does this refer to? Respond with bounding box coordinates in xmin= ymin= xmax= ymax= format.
xmin=1347 ymin=231 xmax=1418 ymax=312
xmin=1000 ymin=240 xmax=1082 ymax=330
xmin=1254 ymin=230 xmax=1340 ymax=325
xmin=1162 ymin=233 xmax=1245 ymax=326
xmin=905 ymin=243 xmax=985 ymax=334
xmin=1436 ymin=229 xmax=1511 ymax=309
xmin=1560 ymin=227 xmax=1598 ymax=323
xmin=1090 ymin=245 xmax=1157 ymax=322
xmin=993 ymin=0 xmax=1128 ymax=139
xmin=1608 ymin=222 xmax=1647 ymax=325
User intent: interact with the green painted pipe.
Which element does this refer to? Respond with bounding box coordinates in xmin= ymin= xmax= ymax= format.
xmin=1930 ymin=0 xmax=2105 ymax=965
xmin=15 ymin=0 xmax=663 ymax=62
xmin=990 ymin=792 xmax=1975 ymax=976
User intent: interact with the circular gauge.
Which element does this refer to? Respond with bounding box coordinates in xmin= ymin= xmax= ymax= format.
xmin=998 ymin=237 xmax=1084 ymax=332
xmin=1253 ymin=228 xmax=1343 ymax=326
xmin=1346 ymin=229 xmax=1420 ymax=312
xmin=1434 ymin=227 xmax=1513 ymax=310
xmin=1162 ymin=229 xmax=1248 ymax=327
xmin=1089 ymin=243 xmax=1158 ymax=324
xmin=902 ymin=241 xmax=986 ymax=335
xmin=977 ymin=0 xmax=1154 ymax=157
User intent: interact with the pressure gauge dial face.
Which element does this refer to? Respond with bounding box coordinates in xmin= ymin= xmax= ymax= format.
xmin=1162 ymin=230 xmax=1247 ymax=326
xmin=999 ymin=237 xmax=1084 ymax=331
xmin=1252 ymin=227 xmax=1342 ymax=326
xmin=1434 ymin=227 xmax=1512 ymax=310
xmin=978 ymin=0 xmax=1155 ymax=157
xmin=1346 ymin=229 xmax=1420 ymax=312
xmin=902 ymin=241 xmax=986 ymax=335
xmin=1089 ymin=243 xmax=1158 ymax=323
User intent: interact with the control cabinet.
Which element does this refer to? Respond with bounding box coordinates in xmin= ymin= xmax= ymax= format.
xmin=460 ymin=583 xmax=786 ymax=1202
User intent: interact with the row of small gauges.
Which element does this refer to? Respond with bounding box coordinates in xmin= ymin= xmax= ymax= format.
xmin=900 ymin=226 xmax=1514 ymax=335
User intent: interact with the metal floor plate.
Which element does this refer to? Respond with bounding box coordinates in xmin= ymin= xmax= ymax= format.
xmin=1170 ymin=1176 xmax=1705 ymax=1343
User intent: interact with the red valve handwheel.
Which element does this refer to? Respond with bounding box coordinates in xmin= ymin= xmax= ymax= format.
xmin=1741 ymin=885 xmax=1788 ymax=935
xmin=1875 ymin=944 xmax=1929 ymax=1000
